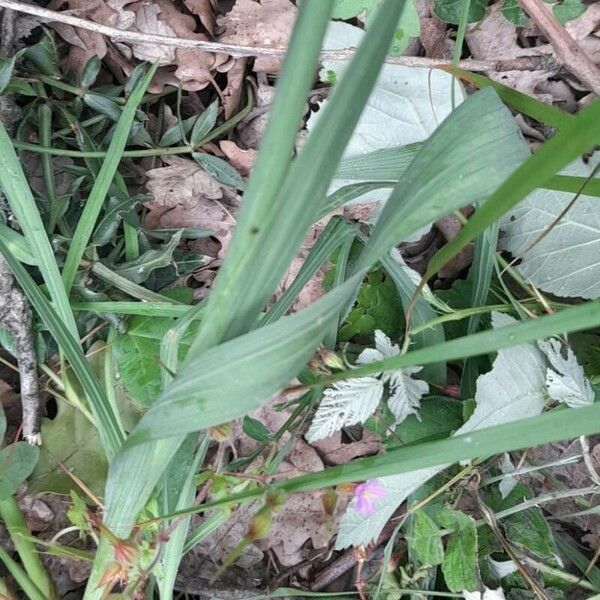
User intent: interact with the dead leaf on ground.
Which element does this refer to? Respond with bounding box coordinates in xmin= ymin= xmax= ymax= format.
xmin=311 ymin=430 xmax=383 ymax=466
xmin=217 ymin=0 xmax=297 ymax=73
xmin=48 ymin=0 xmax=229 ymax=92
xmin=238 ymin=80 xmax=276 ymax=148
xmin=144 ymin=156 xmax=238 ymax=257
xmin=465 ymin=5 xmax=561 ymax=101
xmin=219 ymin=140 xmax=257 ymax=175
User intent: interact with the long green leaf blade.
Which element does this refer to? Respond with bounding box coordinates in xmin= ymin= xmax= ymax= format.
xmin=0 ymin=126 xmax=77 ymax=336
xmin=61 ymin=63 xmax=157 ymax=293
xmin=0 ymin=240 xmax=124 ymax=457
xmin=425 ymin=97 xmax=600 ymax=279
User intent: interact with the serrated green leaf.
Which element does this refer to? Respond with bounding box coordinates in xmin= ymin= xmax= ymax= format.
xmin=0 ymin=443 xmax=39 ymax=500
xmin=553 ymin=0 xmax=586 ymax=24
xmin=494 ymin=484 xmax=557 ymax=559
xmin=411 ymin=510 xmax=444 ymax=565
xmin=113 ymin=314 xmax=200 ymax=406
xmin=434 ymin=0 xmax=490 ymax=23
xmin=438 ymin=507 xmax=479 ymax=592
xmin=395 ymin=397 xmax=463 ymax=445
xmin=501 ymin=0 xmax=529 ymax=25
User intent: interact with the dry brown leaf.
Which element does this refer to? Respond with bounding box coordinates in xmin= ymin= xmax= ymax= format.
xmin=222 ymin=57 xmax=247 ymax=119
xmin=311 ymin=430 xmax=383 ymax=466
xmin=420 ymin=17 xmax=452 ymax=59
xmin=183 ymin=0 xmax=216 ymax=36
xmin=465 ymin=4 xmax=563 ymax=102
xmin=217 ymin=0 xmax=297 ymax=73
xmin=50 ymin=0 xmax=225 ymax=92
xmin=144 ymin=156 xmax=237 ymax=256
xmin=219 ymin=141 xmax=257 ymax=175
xmin=238 ymin=81 xmax=276 ymax=148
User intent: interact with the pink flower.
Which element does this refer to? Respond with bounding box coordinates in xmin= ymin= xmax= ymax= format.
xmin=354 ymin=479 xmax=386 ymax=517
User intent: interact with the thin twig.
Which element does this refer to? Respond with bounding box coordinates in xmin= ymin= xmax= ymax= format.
xmin=0 ymin=0 xmax=545 ymax=73
xmin=0 ymin=12 xmax=41 ymax=445
xmin=519 ymin=0 xmax=600 ymax=95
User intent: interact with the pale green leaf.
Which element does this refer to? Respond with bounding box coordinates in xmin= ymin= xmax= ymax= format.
xmin=499 ymin=154 xmax=600 ymax=299
xmin=537 ymin=338 xmax=594 ymax=408
xmin=335 ymin=313 xmax=547 ymax=548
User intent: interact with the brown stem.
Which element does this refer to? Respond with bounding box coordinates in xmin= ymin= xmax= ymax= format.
xmin=519 ymin=0 xmax=600 ymax=95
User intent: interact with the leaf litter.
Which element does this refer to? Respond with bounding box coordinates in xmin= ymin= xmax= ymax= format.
xmin=4 ymin=0 xmax=600 ymax=597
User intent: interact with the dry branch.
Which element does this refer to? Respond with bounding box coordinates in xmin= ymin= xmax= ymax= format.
xmin=519 ymin=0 xmax=600 ymax=95
xmin=0 ymin=0 xmax=546 ymax=73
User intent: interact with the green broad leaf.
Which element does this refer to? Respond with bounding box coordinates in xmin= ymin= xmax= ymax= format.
xmin=28 ymin=399 xmax=108 ymax=497
xmin=501 ymin=0 xmax=529 ymax=25
xmin=491 ymin=484 xmax=557 ymax=559
xmin=338 ymin=269 xmax=403 ymax=341
xmin=395 ymin=397 xmax=463 ymax=445
xmin=438 ymin=507 xmax=479 ymax=593
xmin=356 ymin=88 xmax=528 ymax=270
xmin=500 ymin=154 xmax=600 ymax=299
xmin=0 ymin=443 xmax=39 ymax=500
xmin=113 ymin=314 xmax=200 ymax=406
xmin=242 ymin=416 xmax=271 ymax=443
xmin=190 ymin=101 xmax=218 ymax=146
xmin=315 ymin=23 xmax=457 ymax=208
xmin=23 ymin=32 xmax=60 ymax=77
xmin=192 ymin=152 xmax=245 ymax=190
xmin=331 ymin=1 xmax=420 ymax=56
xmin=411 ymin=510 xmax=444 ymax=565
xmin=553 ymin=0 xmax=586 ymax=24
xmin=434 ymin=0 xmax=490 ymax=23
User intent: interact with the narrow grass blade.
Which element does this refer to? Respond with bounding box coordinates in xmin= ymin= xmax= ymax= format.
xmin=260 ymin=217 xmax=357 ymax=327
xmin=356 ymin=88 xmax=527 ymax=271
xmin=188 ymin=0 xmax=406 ymax=353
xmin=0 ymin=223 xmax=35 ymax=264
xmin=544 ymin=174 xmax=600 ymax=196
xmin=442 ymin=66 xmax=574 ymax=130
xmin=156 ymin=436 xmax=207 ymax=600
xmin=275 ymin=403 xmax=600 ymax=494
xmin=0 ymin=240 xmax=124 ymax=458
xmin=380 ymin=252 xmax=446 ymax=384
xmin=323 ymin=298 xmax=600 ymax=382
xmin=0 ymin=125 xmax=77 ymax=336
xmin=61 ymin=63 xmax=158 ymax=293
xmin=71 ymin=301 xmax=198 ymax=318
xmin=425 ymin=97 xmax=600 ymax=280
